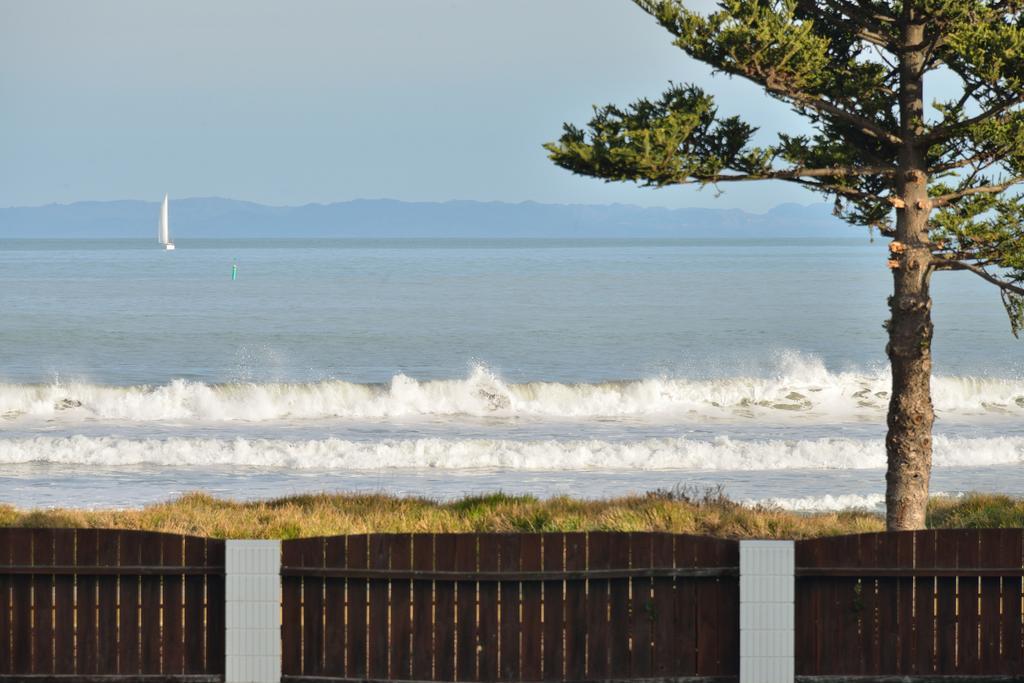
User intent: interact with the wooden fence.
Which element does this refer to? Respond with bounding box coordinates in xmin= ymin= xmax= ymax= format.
xmin=795 ymin=529 xmax=1024 ymax=678
xmin=7 ymin=527 xmax=1024 ymax=682
xmin=280 ymin=532 xmax=740 ymax=682
xmin=0 ymin=528 xmax=225 ymax=681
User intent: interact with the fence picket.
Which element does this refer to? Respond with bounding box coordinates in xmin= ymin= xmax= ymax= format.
xmin=324 ymin=537 xmax=347 ymax=676
xmin=519 ymin=534 xmax=543 ymax=682
xmin=978 ymin=529 xmax=1003 ymax=671
xmin=8 ymin=529 xmax=31 ymax=675
xmin=52 ymin=528 xmax=75 ymax=675
xmin=936 ymin=534 xmax=959 ymax=673
xmin=564 ymin=532 xmax=587 ymax=680
xmin=893 ymin=532 xmax=915 ymax=672
xmin=628 ymin=532 xmax=653 ymax=678
xmin=368 ymin=534 xmax=391 ymax=679
xmin=76 ymin=529 xmax=99 ymax=675
xmin=455 ymin=534 xmax=477 ymax=681
xmin=184 ymin=536 xmax=206 ymax=674
xmin=433 ymin=534 xmax=457 ymax=682
xmin=0 ymin=529 xmax=9 ymax=675
xmin=541 ymin=532 xmax=564 ymax=682
xmin=139 ymin=534 xmax=161 ymax=674
xmin=499 ymin=534 xmax=522 ymax=681
xmin=819 ymin=536 xmax=841 ymax=673
xmin=716 ymin=537 xmax=740 ymax=676
xmin=477 ymin=535 xmax=500 ymax=681
xmin=914 ymin=529 xmax=938 ymax=674
xmin=608 ymin=533 xmax=631 ymax=678
xmin=97 ymin=531 xmax=120 ymax=675
xmin=586 ymin=531 xmax=611 ymax=679
xmin=205 ymin=539 xmax=226 ymax=676
xmin=999 ymin=529 xmax=1024 ymax=673
xmin=693 ymin=536 xmax=722 ymax=675
xmin=160 ymin=534 xmax=184 ymax=675
xmin=958 ymin=529 xmax=981 ymax=672
xmin=877 ymin=531 xmax=911 ymax=672
xmin=858 ymin=533 xmax=879 ymax=674
xmin=390 ymin=534 xmax=413 ymax=681
xmin=346 ymin=534 xmax=369 ymax=679
xmin=281 ymin=539 xmax=303 ymax=676
xmin=118 ymin=532 xmax=142 ymax=675
xmin=411 ymin=534 xmax=434 ymax=681
xmin=672 ymin=533 xmax=697 ymax=675
xmin=650 ymin=533 xmax=674 ymax=676
xmin=839 ymin=534 xmax=863 ymax=675
xmin=300 ymin=537 xmax=325 ymax=677
xmin=794 ymin=534 xmax=816 ymax=675
xmin=30 ymin=529 xmax=53 ymax=675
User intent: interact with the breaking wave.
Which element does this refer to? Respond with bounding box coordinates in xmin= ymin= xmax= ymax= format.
xmin=744 ymin=493 xmax=888 ymax=512
xmin=2 ymin=434 xmax=1022 ymax=470
xmin=2 ymin=359 xmax=1022 ymax=424
xmin=745 ymin=490 xmax=969 ymax=513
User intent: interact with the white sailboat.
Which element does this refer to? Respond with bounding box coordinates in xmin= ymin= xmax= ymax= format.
xmin=158 ymin=194 xmax=175 ymax=250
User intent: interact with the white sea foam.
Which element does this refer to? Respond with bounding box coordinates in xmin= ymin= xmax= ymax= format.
xmin=745 ymin=490 xmax=968 ymax=512
xmin=1 ymin=359 xmax=1022 ymax=423
xmin=2 ymin=434 xmax=1021 ymax=470
xmin=745 ymin=493 xmax=888 ymax=512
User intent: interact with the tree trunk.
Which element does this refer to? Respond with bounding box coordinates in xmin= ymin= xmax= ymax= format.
xmin=885 ymin=215 xmax=934 ymax=531
xmin=885 ymin=9 xmax=934 ymax=531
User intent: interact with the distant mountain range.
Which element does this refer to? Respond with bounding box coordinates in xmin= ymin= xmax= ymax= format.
xmin=0 ymin=197 xmax=860 ymax=238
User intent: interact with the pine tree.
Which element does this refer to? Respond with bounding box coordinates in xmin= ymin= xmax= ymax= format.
xmin=546 ymin=0 xmax=1024 ymax=530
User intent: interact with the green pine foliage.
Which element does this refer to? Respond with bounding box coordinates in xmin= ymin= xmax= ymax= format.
xmin=545 ymin=0 xmax=1024 ymax=331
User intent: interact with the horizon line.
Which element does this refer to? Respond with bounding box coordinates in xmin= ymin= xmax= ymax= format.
xmin=1 ymin=196 xmax=829 ymax=215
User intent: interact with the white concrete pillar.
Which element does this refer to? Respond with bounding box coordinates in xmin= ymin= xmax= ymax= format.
xmin=740 ymin=540 xmax=794 ymax=683
xmin=225 ymin=540 xmax=281 ymax=683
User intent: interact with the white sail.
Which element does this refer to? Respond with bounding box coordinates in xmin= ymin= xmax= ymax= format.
xmin=158 ymin=194 xmax=170 ymax=245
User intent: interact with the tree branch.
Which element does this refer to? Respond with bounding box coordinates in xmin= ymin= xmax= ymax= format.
xmin=783 ymin=177 xmax=890 ymax=204
xmin=817 ymin=0 xmax=896 ymax=47
xmin=764 ymin=86 xmax=903 ymax=146
xmin=951 ymin=82 xmax=983 ymax=113
xmin=799 ymin=0 xmax=893 ymax=48
xmin=629 ymin=0 xmax=903 ymax=146
xmin=931 ymin=146 xmax=1006 ymax=173
xmin=692 ymin=165 xmax=896 ymax=183
xmin=930 ymin=177 xmax=1024 ymax=207
xmin=934 ymin=258 xmax=1024 ymax=295
xmin=923 ymin=94 xmax=1024 ymax=142
xmin=672 ymin=168 xmax=891 ymax=204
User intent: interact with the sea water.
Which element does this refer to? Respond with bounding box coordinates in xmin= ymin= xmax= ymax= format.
xmin=1 ymin=238 xmax=1022 ymax=510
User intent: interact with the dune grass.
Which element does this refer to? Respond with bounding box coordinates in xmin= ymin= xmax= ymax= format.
xmin=2 ymin=488 xmax=1020 ymax=540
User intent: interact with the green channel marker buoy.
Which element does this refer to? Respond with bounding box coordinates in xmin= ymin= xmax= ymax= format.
xmin=231 ymin=261 xmax=238 ymax=281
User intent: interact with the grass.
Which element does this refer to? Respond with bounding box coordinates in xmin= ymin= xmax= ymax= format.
xmin=2 ymin=487 xmax=1018 ymax=540
xmin=926 ymin=493 xmax=1024 ymax=529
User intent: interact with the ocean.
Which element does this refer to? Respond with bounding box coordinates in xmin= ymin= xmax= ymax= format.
xmin=2 ymin=237 xmax=1022 ymax=510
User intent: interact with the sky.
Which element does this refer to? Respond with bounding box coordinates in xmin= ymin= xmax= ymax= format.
xmin=1 ymin=0 xmax=812 ymax=211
